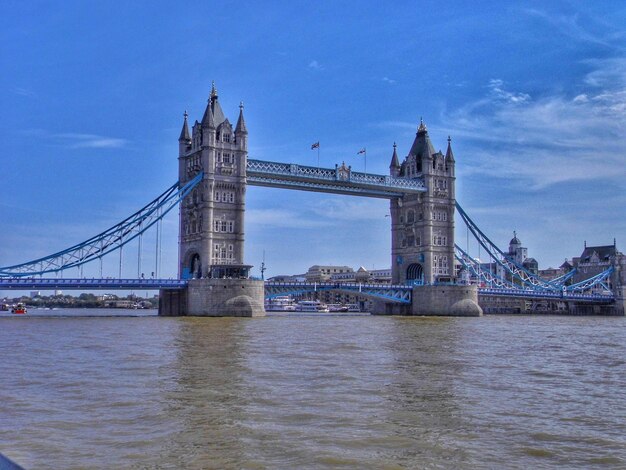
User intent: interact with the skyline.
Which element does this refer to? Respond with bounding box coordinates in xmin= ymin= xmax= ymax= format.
xmin=1 ymin=1 xmax=625 ymax=282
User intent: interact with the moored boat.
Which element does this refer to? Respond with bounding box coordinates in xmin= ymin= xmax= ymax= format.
xmin=11 ymin=303 xmax=27 ymax=314
xmin=296 ymin=301 xmax=329 ymax=313
xmin=265 ymin=295 xmax=297 ymax=312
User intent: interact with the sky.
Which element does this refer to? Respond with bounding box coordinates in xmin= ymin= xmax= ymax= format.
xmin=1 ymin=0 xmax=625 ymax=285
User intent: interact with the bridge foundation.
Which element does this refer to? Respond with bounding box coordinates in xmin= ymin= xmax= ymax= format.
xmin=159 ymin=279 xmax=266 ymax=317
xmin=617 ymin=286 xmax=626 ymax=316
xmin=410 ymin=285 xmax=482 ymax=316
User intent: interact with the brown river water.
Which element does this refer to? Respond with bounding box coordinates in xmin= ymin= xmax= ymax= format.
xmin=0 ymin=310 xmax=624 ymax=469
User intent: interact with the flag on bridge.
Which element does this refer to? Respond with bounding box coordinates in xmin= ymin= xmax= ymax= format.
xmin=357 ymin=148 xmax=366 ymax=155
xmin=311 ymin=141 xmax=320 ymax=149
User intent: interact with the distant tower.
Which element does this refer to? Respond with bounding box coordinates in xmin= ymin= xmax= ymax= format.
xmin=177 ymin=83 xmax=251 ymax=279
xmin=390 ymin=121 xmax=456 ymax=284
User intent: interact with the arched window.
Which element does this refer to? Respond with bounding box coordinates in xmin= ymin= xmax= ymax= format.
xmin=406 ymin=263 xmax=424 ymax=284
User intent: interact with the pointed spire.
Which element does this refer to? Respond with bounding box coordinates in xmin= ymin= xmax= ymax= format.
xmin=235 ymin=101 xmax=247 ymax=134
xmin=417 ymin=117 xmax=427 ymax=133
xmin=389 ymin=142 xmax=400 ymax=169
xmin=201 ymin=92 xmax=216 ymax=128
xmin=408 ymin=118 xmax=435 ymax=158
xmin=445 ymin=135 xmax=455 ymax=162
xmin=211 ymin=80 xmax=218 ymax=99
xmin=179 ymin=110 xmax=191 ymax=142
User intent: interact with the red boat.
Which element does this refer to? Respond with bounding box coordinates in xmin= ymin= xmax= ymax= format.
xmin=11 ymin=303 xmax=27 ymax=314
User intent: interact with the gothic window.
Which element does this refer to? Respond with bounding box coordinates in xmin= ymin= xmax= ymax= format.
xmin=400 ymin=215 xmax=404 ymax=223
xmin=229 ymin=192 xmax=234 ymax=203
xmin=214 ymin=220 xmax=220 ymax=232
xmin=407 ymin=235 xmax=415 ymax=246
xmin=217 ymin=152 xmax=222 ymax=163
xmin=228 ymin=244 xmax=233 ymax=251
xmin=228 ymin=221 xmax=234 ymax=233
xmin=222 ymin=192 xmax=227 ymax=202
xmin=215 ymin=191 xmax=221 ymax=202
xmin=417 ymin=160 xmax=422 ymax=172
xmin=224 ymin=134 xmax=231 ymax=143
xmin=221 ymin=221 xmax=227 ymax=232
xmin=407 ymin=210 xmax=415 ymax=223
xmin=216 ymin=131 xmax=220 ymax=141
xmin=416 ymin=236 xmax=421 ymax=246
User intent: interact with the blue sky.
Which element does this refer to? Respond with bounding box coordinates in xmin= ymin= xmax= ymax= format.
xmin=1 ymin=0 xmax=625 ymax=282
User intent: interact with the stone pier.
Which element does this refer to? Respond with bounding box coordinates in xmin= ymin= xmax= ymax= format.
xmin=370 ymin=284 xmax=482 ymax=316
xmin=159 ymin=278 xmax=266 ymax=317
xmin=411 ymin=284 xmax=482 ymax=316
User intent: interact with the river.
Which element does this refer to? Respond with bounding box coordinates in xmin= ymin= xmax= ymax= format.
xmin=0 ymin=310 xmax=624 ymax=469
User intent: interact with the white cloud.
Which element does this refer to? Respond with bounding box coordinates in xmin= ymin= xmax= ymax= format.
xmin=487 ymin=79 xmax=531 ymax=104
xmin=246 ymin=208 xmax=329 ymax=229
xmin=12 ymin=87 xmax=35 ymax=97
xmin=20 ymin=130 xmax=128 ymax=149
xmin=308 ymin=60 xmax=323 ymax=70
xmin=445 ymin=63 xmax=626 ymax=189
xmin=382 ymin=77 xmax=396 ymax=84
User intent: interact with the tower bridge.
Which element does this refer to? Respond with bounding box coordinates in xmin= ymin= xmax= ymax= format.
xmin=1 ymin=84 xmax=622 ymax=316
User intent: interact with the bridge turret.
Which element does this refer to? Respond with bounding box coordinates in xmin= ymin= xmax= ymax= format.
xmin=445 ymin=135 xmax=455 ymax=176
xmin=234 ymin=101 xmax=248 ymax=151
xmin=178 ymin=111 xmax=191 ymax=157
xmin=389 ymin=142 xmax=400 ymax=177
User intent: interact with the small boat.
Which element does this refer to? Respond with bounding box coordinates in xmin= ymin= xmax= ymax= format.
xmin=0 ymin=303 xmax=9 ymax=312
xmin=11 ymin=303 xmax=27 ymax=314
xmin=327 ymin=303 xmax=349 ymax=312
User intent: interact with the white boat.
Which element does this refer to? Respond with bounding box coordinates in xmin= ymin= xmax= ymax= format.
xmin=296 ymin=301 xmax=329 ymax=313
xmin=265 ymin=295 xmax=297 ymax=312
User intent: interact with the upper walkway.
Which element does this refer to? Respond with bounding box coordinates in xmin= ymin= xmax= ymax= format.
xmin=247 ymin=159 xmax=426 ymax=198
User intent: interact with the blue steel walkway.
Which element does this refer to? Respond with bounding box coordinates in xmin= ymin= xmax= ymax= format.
xmin=0 ymin=278 xmax=187 ymax=290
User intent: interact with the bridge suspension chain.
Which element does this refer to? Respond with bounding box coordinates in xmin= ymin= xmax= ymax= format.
xmin=455 ymin=202 xmax=560 ymax=291
xmin=456 ymin=203 xmax=614 ymax=296
xmin=0 ymin=173 xmax=203 ymax=278
xmin=454 ymin=244 xmax=518 ymax=289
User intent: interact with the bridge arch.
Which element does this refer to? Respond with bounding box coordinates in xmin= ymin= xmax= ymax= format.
xmin=181 ymin=250 xmax=202 ymax=279
xmin=406 ymin=263 xmax=424 ymax=285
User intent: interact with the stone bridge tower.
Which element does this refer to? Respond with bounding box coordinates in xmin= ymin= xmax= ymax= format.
xmin=177 ymin=83 xmax=250 ymax=280
xmin=389 ymin=120 xmax=456 ymax=285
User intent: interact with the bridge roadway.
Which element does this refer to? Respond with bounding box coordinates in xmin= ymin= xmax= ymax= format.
xmin=0 ymin=278 xmax=614 ymax=305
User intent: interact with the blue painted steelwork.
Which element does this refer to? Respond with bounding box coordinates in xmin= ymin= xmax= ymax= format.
xmin=0 ymin=278 xmax=188 ymax=290
xmin=247 ymin=159 xmax=425 ymax=198
xmin=454 ymin=244 xmax=518 ymax=289
xmin=549 ymin=269 xmax=577 ymax=286
xmin=456 ymin=203 xmax=614 ymax=296
xmin=265 ymin=281 xmax=413 ymax=303
xmin=0 ymin=173 xmax=203 ymax=278
xmin=456 ymin=202 xmax=560 ymax=290
xmin=566 ymin=266 xmax=613 ymax=292
xmin=479 ymin=287 xmax=614 ymax=303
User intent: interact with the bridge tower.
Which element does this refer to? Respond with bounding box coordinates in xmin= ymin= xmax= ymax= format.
xmin=389 ymin=120 xmax=456 ymax=285
xmin=177 ymin=82 xmax=250 ymax=280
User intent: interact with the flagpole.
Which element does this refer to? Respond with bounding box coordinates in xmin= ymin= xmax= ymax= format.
xmin=364 ymin=148 xmax=367 ymax=174
xmin=317 ymin=145 xmax=320 ymax=168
